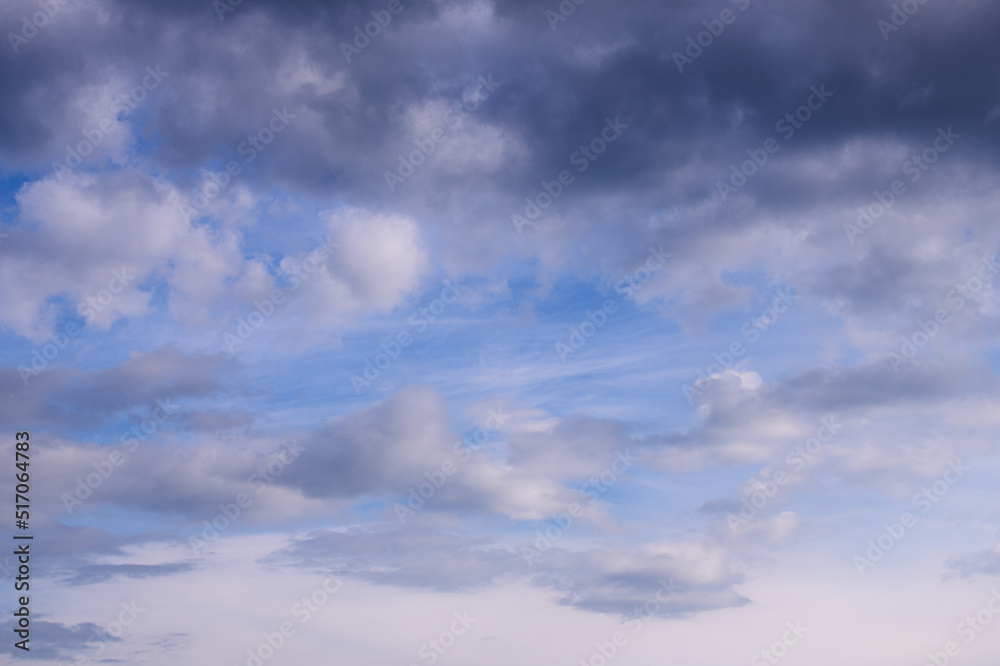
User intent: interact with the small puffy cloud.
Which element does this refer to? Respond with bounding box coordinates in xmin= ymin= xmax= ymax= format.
xmin=279 ymin=207 xmax=429 ymax=328
xmin=2 ymin=170 xmax=268 ymax=339
xmin=944 ymin=543 xmax=1000 ymax=580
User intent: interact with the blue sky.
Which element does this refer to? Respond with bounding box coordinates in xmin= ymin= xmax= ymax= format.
xmin=3 ymin=0 xmax=1000 ymax=664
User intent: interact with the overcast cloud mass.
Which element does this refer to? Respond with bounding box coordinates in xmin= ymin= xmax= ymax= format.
xmin=2 ymin=0 xmax=1000 ymax=664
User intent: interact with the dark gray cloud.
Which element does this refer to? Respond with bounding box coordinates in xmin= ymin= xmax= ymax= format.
xmin=772 ymin=359 xmax=1000 ymax=411
xmin=61 ymin=562 xmax=197 ymax=586
xmin=4 ymin=0 xmax=998 ymax=238
xmin=0 ymin=619 xmax=116 ymax=661
xmin=1 ymin=0 xmax=999 ymax=350
xmin=277 ymin=384 xmax=457 ymax=498
xmin=0 ymin=348 xmax=234 ymax=433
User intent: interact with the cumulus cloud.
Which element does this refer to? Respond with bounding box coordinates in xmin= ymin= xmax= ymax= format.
xmin=280 ymin=207 xmax=429 ymax=326
xmin=2 ymin=170 xmax=263 ymax=338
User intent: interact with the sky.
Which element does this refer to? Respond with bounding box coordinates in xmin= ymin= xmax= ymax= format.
xmin=2 ymin=0 xmax=1000 ymax=664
